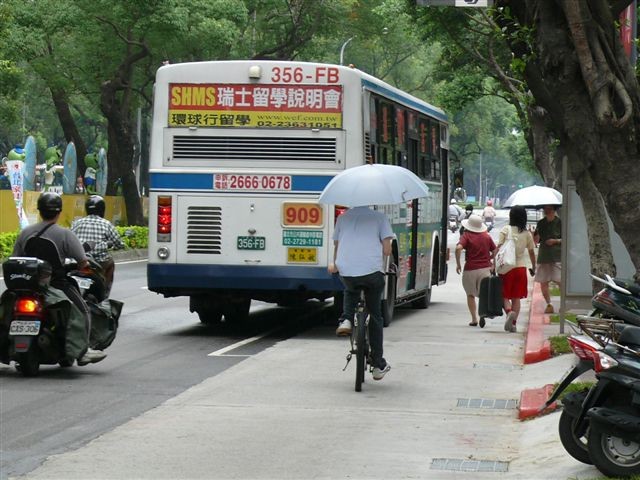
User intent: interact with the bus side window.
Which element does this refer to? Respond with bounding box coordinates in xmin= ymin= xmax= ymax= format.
xmin=432 ymin=157 xmax=441 ymax=180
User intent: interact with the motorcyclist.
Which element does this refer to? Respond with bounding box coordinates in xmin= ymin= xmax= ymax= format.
xmin=482 ymin=200 xmax=497 ymax=230
xmin=71 ymin=195 xmax=125 ymax=295
xmin=11 ymin=192 xmax=107 ymax=366
xmin=459 ymin=204 xmax=475 ymax=236
xmin=448 ymin=199 xmax=464 ymax=223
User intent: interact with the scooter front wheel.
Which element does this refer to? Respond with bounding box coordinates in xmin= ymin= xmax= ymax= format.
xmin=588 ymin=429 xmax=640 ymax=477
xmin=558 ymin=409 xmax=592 ymax=464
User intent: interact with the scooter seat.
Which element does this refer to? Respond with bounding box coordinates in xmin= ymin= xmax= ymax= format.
xmin=618 ymin=325 xmax=640 ymax=347
xmin=614 ymin=278 xmax=640 ymax=297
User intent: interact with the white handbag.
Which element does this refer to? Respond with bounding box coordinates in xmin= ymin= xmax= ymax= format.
xmin=496 ymin=227 xmax=517 ymax=275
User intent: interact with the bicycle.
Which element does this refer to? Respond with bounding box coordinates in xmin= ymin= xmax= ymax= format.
xmin=342 ymin=290 xmax=370 ymax=392
xmin=341 ymin=262 xmax=396 ymax=392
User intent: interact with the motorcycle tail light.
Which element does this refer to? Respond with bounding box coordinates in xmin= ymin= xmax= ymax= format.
xmin=594 ymin=351 xmax=618 ymax=372
xmin=568 ymin=337 xmax=595 ymax=361
xmin=568 ymin=336 xmax=618 ymax=372
xmin=14 ymin=298 xmax=41 ymax=315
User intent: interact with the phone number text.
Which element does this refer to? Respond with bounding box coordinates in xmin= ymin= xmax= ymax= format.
xmin=214 ymin=174 xmax=292 ymax=191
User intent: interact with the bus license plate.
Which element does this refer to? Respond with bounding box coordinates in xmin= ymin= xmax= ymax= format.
xmin=9 ymin=320 xmax=41 ymax=336
xmin=237 ymin=236 xmax=266 ymax=250
xmin=287 ymin=247 xmax=317 ymax=264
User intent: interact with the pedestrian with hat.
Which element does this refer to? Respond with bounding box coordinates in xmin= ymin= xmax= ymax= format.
xmin=455 ymin=214 xmax=497 ymax=326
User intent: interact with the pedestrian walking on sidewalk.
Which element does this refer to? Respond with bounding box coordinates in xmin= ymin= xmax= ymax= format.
xmin=328 ymin=206 xmax=394 ymax=381
xmin=455 ymin=214 xmax=496 ymax=327
xmin=533 ymin=205 xmax=562 ymax=314
xmin=497 ymin=206 xmax=536 ymax=333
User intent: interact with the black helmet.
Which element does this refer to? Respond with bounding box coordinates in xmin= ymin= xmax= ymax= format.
xmin=86 ymin=195 xmax=106 ymax=217
xmin=465 ymin=204 xmax=474 ymax=212
xmin=37 ymin=192 xmax=63 ymax=217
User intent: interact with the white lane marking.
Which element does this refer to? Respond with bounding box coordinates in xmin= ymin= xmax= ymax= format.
xmin=141 ymin=286 xmax=148 ymax=290
xmin=208 ymin=327 xmax=279 ymax=357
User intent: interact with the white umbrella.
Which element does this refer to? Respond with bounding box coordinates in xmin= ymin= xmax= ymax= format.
xmin=318 ymin=164 xmax=429 ymax=207
xmin=503 ymin=185 xmax=562 ymax=209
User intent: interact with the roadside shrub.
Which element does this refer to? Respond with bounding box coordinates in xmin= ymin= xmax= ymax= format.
xmin=115 ymin=226 xmax=148 ymax=249
xmin=0 ymin=231 xmax=18 ymax=259
xmin=549 ymin=335 xmax=571 ymax=355
xmin=0 ymin=227 xmax=148 ymax=261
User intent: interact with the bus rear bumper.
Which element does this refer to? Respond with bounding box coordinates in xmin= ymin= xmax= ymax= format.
xmin=147 ymin=263 xmax=343 ymax=296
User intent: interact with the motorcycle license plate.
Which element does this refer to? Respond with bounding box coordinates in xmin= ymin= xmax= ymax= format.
xmin=72 ymin=276 xmax=93 ymax=289
xmin=9 ymin=320 xmax=41 ymax=336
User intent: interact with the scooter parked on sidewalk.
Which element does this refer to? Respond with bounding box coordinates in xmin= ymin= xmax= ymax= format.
xmin=591 ymin=273 xmax=640 ymax=326
xmin=0 ymin=249 xmax=122 ymax=376
xmin=544 ymin=317 xmax=640 ymax=476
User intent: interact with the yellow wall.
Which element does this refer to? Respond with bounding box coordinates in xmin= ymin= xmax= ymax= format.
xmin=0 ymin=190 xmax=135 ymax=232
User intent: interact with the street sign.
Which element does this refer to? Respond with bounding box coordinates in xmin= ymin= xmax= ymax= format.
xmin=416 ymin=0 xmax=493 ymax=6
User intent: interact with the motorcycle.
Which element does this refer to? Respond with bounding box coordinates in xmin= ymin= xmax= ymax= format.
xmin=591 ymin=273 xmax=640 ymax=326
xmin=544 ymin=317 xmax=640 ymax=477
xmin=484 ymin=219 xmax=494 ymax=232
xmin=0 ymin=249 xmax=122 ymax=376
xmin=448 ymin=214 xmax=460 ymax=233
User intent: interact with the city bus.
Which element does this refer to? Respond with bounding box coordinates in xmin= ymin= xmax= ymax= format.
xmin=147 ymin=60 xmax=449 ymax=325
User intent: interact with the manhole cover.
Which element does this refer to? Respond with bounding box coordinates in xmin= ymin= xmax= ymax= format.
xmin=431 ymin=458 xmax=509 ymax=472
xmin=473 ymin=362 xmax=523 ymax=371
xmin=457 ymin=398 xmax=518 ymax=409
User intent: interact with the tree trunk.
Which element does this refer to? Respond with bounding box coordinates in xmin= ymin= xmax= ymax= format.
xmin=495 ymin=0 xmax=640 ymax=279
xmin=528 ymin=106 xmax=561 ymax=189
xmin=101 ymin=79 xmax=143 ymax=226
xmin=573 ymin=168 xmax=617 ymax=294
xmin=50 ymin=87 xmax=88 ymax=174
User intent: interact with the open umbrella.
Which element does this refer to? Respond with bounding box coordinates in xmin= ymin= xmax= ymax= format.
xmin=317 ymin=164 xmax=429 ymax=207
xmin=503 ymin=185 xmax=562 ymax=209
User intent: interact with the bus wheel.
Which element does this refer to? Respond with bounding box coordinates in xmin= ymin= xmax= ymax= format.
xmin=197 ymin=307 xmax=223 ymax=325
xmin=411 ymin=288 xmax=431 ymax=309
xmin=224 ymin=298 xmax=251 ymax=324
xmin=382 ymin=276 xmax=397 ymax=327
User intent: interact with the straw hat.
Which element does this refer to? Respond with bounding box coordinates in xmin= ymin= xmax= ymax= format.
xmin=461 ymin=214 xmax=487 ymax=233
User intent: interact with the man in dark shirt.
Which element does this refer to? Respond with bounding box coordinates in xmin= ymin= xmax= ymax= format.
xmin=12 ymin=192 xmax=106 ymax=366
xmin=533 ymin=205 xmax=562 ymax=314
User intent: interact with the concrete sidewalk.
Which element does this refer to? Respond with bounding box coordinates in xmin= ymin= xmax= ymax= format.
xmin=17 ymin=263 xmax=599 ymax=479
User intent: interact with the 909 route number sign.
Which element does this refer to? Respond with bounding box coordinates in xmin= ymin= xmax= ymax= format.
xmin=282 ymin=203 xmax=323 ymax=227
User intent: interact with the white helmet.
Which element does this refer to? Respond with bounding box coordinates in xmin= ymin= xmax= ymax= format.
xmin=450 ymin=199 xmax=457 ymax=204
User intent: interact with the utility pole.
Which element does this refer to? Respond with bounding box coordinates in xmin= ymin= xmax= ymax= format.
xmin=478 ymin=153 xmax=483 ymax=204
xmin=340 ymin=37 xmax=355 ymax=66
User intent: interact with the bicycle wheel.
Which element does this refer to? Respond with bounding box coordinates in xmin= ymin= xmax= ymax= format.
xmin=354 ymin=311 xmax=367 ymax=392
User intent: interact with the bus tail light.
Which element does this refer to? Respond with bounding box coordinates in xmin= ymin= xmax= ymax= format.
xmin=334 ymin=206 xmax=347 ymax=224
xmin=157 ymin=196 xmax=172 ymax=242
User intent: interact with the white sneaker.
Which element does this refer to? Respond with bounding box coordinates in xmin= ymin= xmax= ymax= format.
xmin=335 ymin=319 xmax=352 ymax=336
xmin=372 ymin=363 xmax=391 ymax=380
xmin=78 ymin=348 xmax=107 ymax=366
xmin=504 ymin=311 xmax=515 ymax=332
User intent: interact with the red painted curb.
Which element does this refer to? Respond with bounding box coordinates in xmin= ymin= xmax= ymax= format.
xmin=518 ymin=384 xmax=557 ymax=420
xmin=524 ymin=282 xmax=552 ymax=364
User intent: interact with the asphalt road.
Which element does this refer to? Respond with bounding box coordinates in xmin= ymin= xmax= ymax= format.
xmin=0 ymin=260 xmax=330 ymax=479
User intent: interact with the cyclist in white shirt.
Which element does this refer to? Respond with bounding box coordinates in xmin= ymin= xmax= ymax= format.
xmin=328 ymin=206 xmax=394 ymax=381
